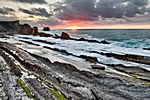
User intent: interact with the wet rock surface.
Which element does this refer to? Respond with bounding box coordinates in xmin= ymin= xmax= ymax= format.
xmin=0 ymin=41 xmax=150 ymax=100
xmin=80 ymin=55 xmax=98 ymax=62
xmin=143 ymin=48 xmax=150 ymax=51
xmin=91 ymin=65 xmax=106 ymax=70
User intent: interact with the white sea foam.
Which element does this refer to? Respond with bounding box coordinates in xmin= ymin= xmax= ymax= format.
xmin=15 ymin=34 xmax=150 ymax=71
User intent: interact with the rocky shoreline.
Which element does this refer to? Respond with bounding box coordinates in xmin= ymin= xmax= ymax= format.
xmin=0 ymin=41 xmax=150 ymax=100
xmin=0 ymin=21 xmax=150 ymax=100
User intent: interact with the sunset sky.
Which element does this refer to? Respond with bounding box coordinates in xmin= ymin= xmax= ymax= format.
xmin=0 ymin=0 xmax=150 ymax=29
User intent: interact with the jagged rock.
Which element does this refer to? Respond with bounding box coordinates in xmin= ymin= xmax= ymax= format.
xmin=43 ymin=27 xmax=50 ymax=31
xmin=80 ymin=55 xmax=98 ymax=62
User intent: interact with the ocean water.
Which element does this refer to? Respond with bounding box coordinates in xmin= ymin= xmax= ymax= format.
xmin=16 ymin=29 xmax=150 ymax=70
xmin=41 ymin=29 xmax=150 ymax=49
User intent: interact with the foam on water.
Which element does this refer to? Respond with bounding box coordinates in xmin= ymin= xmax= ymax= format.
xmin=16 ymin=34 xmax=150 ymax=70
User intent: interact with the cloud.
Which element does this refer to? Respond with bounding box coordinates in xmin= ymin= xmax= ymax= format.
xmin=19 ymin=8 xmax=52 ymax=17
xmin=10 ymin=0 xmax=47 ymax=4
xmin=96 ymin=0 xmax=148 ymax=18
xmin=53 ymin=0 xmax=150 ymax=21
xmin=54 ymin=0 xmax=97 ymax=21
xmin=0 ymin=7 xmax=15 ymax=15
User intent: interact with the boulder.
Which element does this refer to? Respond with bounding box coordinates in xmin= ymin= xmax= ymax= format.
xmin=80 ymin=55 xmax=98 ymax=62
xmin=60 ymin=32 xmax=70 ymax=39
xmin=43 ymin=27 xmax=50 ymax=31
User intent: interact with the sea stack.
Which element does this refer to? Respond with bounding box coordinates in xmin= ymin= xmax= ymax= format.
xmin=33 ymin=26 xmax=38 ymax=34
xmin=43 ymin=27 xmax=50 ymax=31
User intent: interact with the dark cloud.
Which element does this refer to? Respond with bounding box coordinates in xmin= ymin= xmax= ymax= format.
xmin=11 ymin=0 xmax=47 ymax=4
xmin=54 ymin=0 xmax=97 ymax=21
xmin=53 ymin=0 xmax=150 ymax=21
xmin=0 ymin=7 xmax=15 ymax=15
xmin=96 ymin=0 xmax=148 ymax=18
xmin=19 ymin=8 xmax=52 ymax=17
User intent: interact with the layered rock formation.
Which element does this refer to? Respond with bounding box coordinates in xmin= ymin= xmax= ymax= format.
xmin=0 ymin=20 xmax=19 ymax=32
xmin=0 ymin=20 xmax=32 ymax=34
xmin=0 ymin=41 xmax=150 ymax=100
xmin=0 ymin=20 xmax=54 ymax=36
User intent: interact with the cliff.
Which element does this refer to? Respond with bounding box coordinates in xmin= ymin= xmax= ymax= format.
xmin=0 ymin=20 xmax=32 ymax=34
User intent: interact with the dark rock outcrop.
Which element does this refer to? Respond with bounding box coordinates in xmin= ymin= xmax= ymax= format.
xmin=0 ymin=20 xmax=33 ymax=34
xmin=77 ymin=38 xmax=110 ymax=44
xmin=143 ymin=48 xmax=150 ymax=51
xmin=91 ymin=65 xmax=105 ymax=70
xmin=54 ymin=32 xmax=110 ymax=44
xmin=33 ymin=32 xmax=53 ymax=37
xmin=80 ymin=55 xmax=98 ymax=62
xmin=99 ymin=40 xmax=110 ymax=44
xmin=32 ymin=26 xmax=38 ymax=34
xmin=43 ymin=27 xmax=50 ymax=31
xmin=0 ymin=20 xmax=20 ymax=32
xmin=58 ymin=32 xmax=71 ymax=39
xmin=19 ymin=24 xmax=33 ymax=34
xmin=77 ymin=37 xmax=100 ymax=43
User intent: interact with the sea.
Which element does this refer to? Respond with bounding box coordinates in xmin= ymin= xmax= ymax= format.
xmin=50 ymin=29 xmax=150 ymax=49
xmin=16 ymin=29 xmax=150 ymax=70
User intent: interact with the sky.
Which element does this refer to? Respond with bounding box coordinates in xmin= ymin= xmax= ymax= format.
xmin=0 ymin=0 xmax=150 ymax=29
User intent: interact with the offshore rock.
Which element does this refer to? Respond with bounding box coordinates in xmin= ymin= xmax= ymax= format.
xmin=99 ymin=40 xmax=110 ymax=44
xmin=43 ymin=27 xmax=50 ymax=31
xmin=60 ymin=32 xmax=70 ymax=39
xmin=32 ymin=26 xmax=38 ymax=34
xmin=54 ymin=32 xmax=70 ymax=39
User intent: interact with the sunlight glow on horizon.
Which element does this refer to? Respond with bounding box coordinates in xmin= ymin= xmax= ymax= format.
xmin=49 ymin=20 xmax=150 ymax=29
